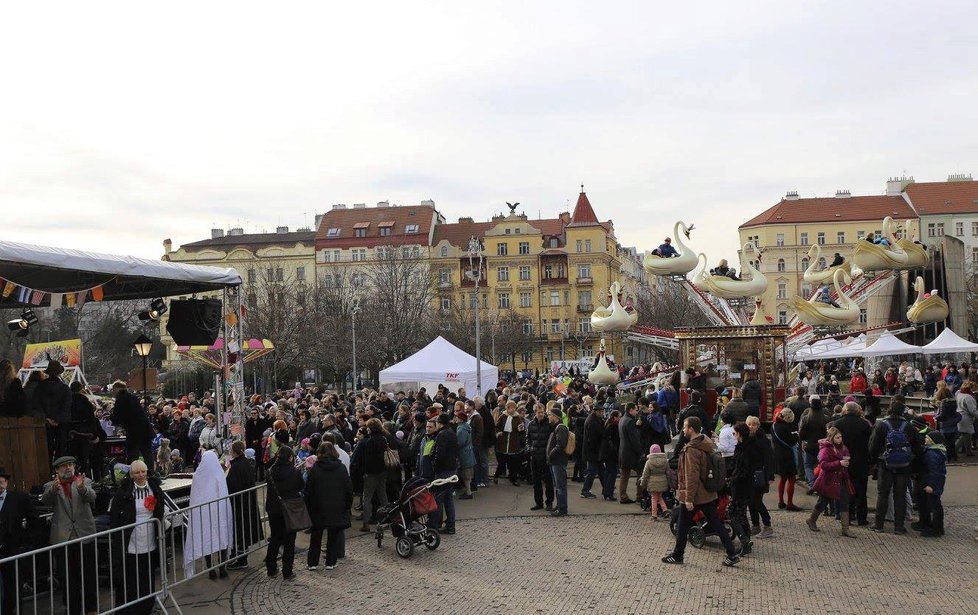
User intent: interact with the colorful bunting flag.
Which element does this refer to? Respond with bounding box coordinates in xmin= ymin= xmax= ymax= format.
xmin=76 ymin=291 xmax=87 ymax=306
xmin=92 ymin=286 xmax=104 ymax=301
xmin=2 ymin=281 xmax=14 ymax=298
xmin=65 ymin=293 xmax=76 ymax=307
xmin=30 ymin=290 xmax=43 ymax=306
xmin=16 ymin=286 xmax=30 ymax=303
xmin=50 ymin=293 xmax=63 ymax=309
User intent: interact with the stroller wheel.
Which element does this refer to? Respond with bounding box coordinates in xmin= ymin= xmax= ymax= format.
xmin=669 ymin=508 xmax=679 ymax=536
xmin=688 ymin=526 xmax=706 ymax=549
xmin=422 ymin=529 xmax=441 ymax=551
xmin=375 ymin=529 xmax=383 ymax=548
xmin=395 ymin=536 xmax=415 ymax=559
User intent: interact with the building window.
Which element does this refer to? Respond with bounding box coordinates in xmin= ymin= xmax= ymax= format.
xmin=972 ymin=247 xmax=978 ymax=263
xmin=520 ymin=291 xmax=532 ymax=308
xmin=352 ymin=249 xmax=367 ymax=261
xmin=266 ymin=267 xmax=273 ymax=281
xmin=405 ymin=224 xmax=419 ymax=234
xmin=519 ymin=241 xmax=530 ymax=255
xmin=801 ymin=284 xmax=811 ymax=298
xmin=801 ymin=257 xmax=809 ymax=271
xmin=497 ymin=243 xmax=508 ymax=256
xmin=247 ymin=292 xmax=256 ymax=306
xmin=777 ymin=258 xmax=785 ymax=273
xmin=778 ymin=310 xmax=787 ymax=325
xmin=498 ymin=293 xmax=511 ymax=309
xmin=497 ymin=267 xmax=509 ymax=282
xmin=777 ymin=282 xmax=787 ymax=299
xmin=857 ymin=230 xmax=865 ymax=241
xmin=575 ymin=240 xmax=582 ymax=253
xmin=859 ymin=308 xmax=867 ymax=324
xmin=585 ymin=239 xmax=592 ymax=253
xmin=837 ymin=231 xmax=845 ymax=244
xmin=326 ymin=227 xmax=341 ymax=237
xmin=355 ymin=228 xmax=366 ymax=238
xmin=578 ymin=264 xmax=591 ymax=279
xmin=440 ymin=246 xmax=449 ymax=257
xmin=579 ymin=318 xmax=591 ymax=333
xmin=379 ymin=227 xmax=392 ymax=237
xmin=579 ymin=290 xmax=592 ymax=309
xmin=800 ymin=232 xmax=809 ymax=246
xmin=275 ymin=268 xmax=284 ymax=281
xmin=351 ymin=273 xmax=363 ymax=287
xmin=546 ymin=348 xmax=554 ymax=363
xmin=469 ymin=294 xmax=478 ymax=309
xmin=817 ymin=232 xmax=825 ymax=245
xmin=247 ymin=268 xmax=256 ymax=283
xmin=547 ymin=290 xmax=558 ymax=306
xmin=519 ymin=265 xmax=531 ymax=281
xmin=776 ymin=233 xmax=784 ymax=247
xmin=937 ymin=222 xmax=945 ymax=236
xmin=550 ymin=238 xmax=559 ymax=248
xmin=296 ymin=267 xmax=305 ymax=281
xmin=522 ymin=320 xmax=534 ymax=336
xmin=550 ymin=321 xmax=561 ymax=334
xmin=504 ymin=228 xmax=511 ymax=235
xmin=439 ymin=270 xmax=450 ymax=285
xmin=956 ymin=221 xmax=964 ymax=236
xmin=440 ymin=297 xmax=451 ymax=311
xmin=972 ymin=222 xmax=978 ymax=236
xmin=544 ymin=264 xmax=553 ymax=279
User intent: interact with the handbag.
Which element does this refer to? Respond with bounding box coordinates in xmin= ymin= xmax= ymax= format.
xmin=268 ymin=466 xmax=311 ymax=532
xmin=752 ymin=469 xmax=767 ymax=488
xmin=384 ymin=439 xmax=401 ymax=470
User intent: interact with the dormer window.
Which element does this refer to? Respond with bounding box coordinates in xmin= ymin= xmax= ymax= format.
xmin=354 ymin=222 xmax=370 ymax=238
xmin=405 ymin=224 xmax=419 ymax=234
xmin=326 ymin=228 xmax=341 ymax=237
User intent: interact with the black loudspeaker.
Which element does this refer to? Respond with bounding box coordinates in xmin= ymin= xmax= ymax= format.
xmin=165 ymin=299 xmax=223 ymax=346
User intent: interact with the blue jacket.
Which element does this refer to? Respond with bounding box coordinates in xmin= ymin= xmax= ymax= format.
xmin=921 ymin=446 xmax=947 ymax=496
xmin=656 ymin=387 xmax=678 ymax=411
xmin=456 ymin=422 xmax=476 ymax=469
xmin=657 ymin=243 xmax=678 ymax=257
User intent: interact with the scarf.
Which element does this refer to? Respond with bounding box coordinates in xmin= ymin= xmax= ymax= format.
xmin=59 ymin=478 xmax=73 ymax=500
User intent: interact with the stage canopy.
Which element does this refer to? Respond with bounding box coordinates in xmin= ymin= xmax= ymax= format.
xmin=175 ymin=337 xmax=275 ymax=369
xmin=0 ymin=240 xmax=241 ymax=308
xmin=921 ymin=328 xmax=978 ymax=355
xmin=861 ymin=331 xmax=921 ymax=357
xmin=379 ymin=336 xmax=498 ymax=396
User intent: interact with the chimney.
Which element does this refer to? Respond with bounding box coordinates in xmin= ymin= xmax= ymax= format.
xmin=276 ymin=226 xmax=289 ymax=234
xmin=296 ymin=226 xmax=311 ymax=232
xmin=558 ymin=211 xmax=571 ymax=224
xmin=886 ymin=175 xmax=915 ymax=195
xmin=314 ymin=214 xmax=324 ymax=229
xmin=458 ymin=216 xmax=474 ymax=223
xmin=785 ymin=191 xmax=800 ymax=200
xmin=420 ymin=199 xmax=435 ymax=207
xmin=228 ymin=227 xmax=244 ymax=236
xmin=834 ymin=190 xmax=851 ymax=198
xmin=353 ymin=203 xmax=366 ymax=209
xmin=163 ymin=239 xmax=172 ymax=256
xmin=947 ymin=173 xmax=973 ymax=182
xmin=332 ymin=204 xmax=347 ymax=210
xmin=376 ymin=200 xmax=390 ymax=208
xmin=211 ymin=228 xmax=225 ymax=239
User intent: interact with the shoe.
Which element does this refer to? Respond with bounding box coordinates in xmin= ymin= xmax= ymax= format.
xmin=226 ymin=560 xmax=248 ymax=570
xmin=722 ymin=554 xmax=740 ymax=567
xmin=757 ymin=526 xmax=774 ymax=539
xmin=739 ymin=540 xmax=753 ymax=556
xmin=785 ymin=505 xmax=802 ymax=512
xmin=442 ymin=528 xmax=456 ymax=535
xmin=306 ymin=565 xmax=318 ymax=571
xmin=545 ymin=504 xmax=554 ymax=511
xmin=550 ymin=510 xmax=568 ymax=517
xmin=840 ymin=517 xmax=855 ymax=538
xmin=750 ymin=526 xmax=761 ymax=536
xmin=530 ymin=504 xmax=543 ymax=511
xmin=267 ymin=569 xmax=278 ymax=578
xmin=580 ymin=492 xmax=597 ymax=499
xmin=219 ymin=569 xmax=228 ymax=579
xmin=458 ymin=494 xmax=473 ymax=500
xmin=282 ymin=572 xmax=295 ymax=581
xmin=871 ymin=526 xmax=885 ymax=533
xmin=476 ymin=482 xmax=489 ymax=488
xmin=778 ymin=502 xmax=787 ymax=509
xmin=603 ymin=496 xmax=615 ymax=501
xmin=910 ymin=522 xmax=925 ymax=531
xmin=661 ymin=553 xmax=684 ymax=565
xmin=806 ymin=510 xmax=820 ymax=533
xmin=856 ymin=520 xmax=869 ymax=527
xmin=324 ymin=565 xmax=336 ymax=570
xmin=620 ymin=497 xmax=636 ymax=505
xmin=492 ymin=477 xmax=499 ymax=485
xmin=894 ymin=527 xmax=907 ymax=535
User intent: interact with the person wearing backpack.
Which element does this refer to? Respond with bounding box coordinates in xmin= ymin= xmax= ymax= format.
xmin=662 ymin=416 xmax=741 ymax=567
xmin=545 ymin=407 xmax=570 ymax=517
xmin=868 ymin=400 xmax=923 ymax=534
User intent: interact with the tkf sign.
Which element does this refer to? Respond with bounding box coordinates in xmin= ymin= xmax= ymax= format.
xmin=445 ymin=373 xmax=461 ymax=381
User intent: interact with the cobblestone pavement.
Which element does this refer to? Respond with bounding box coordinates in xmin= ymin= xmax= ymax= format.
xmin=219 ymin=499 xmax=978 ymax=615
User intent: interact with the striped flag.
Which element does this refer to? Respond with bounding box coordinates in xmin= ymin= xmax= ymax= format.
xmin=16 ymin=286 xmax=30 ymax=303
xmin=30 ymin=290 xmax=44 ymax=306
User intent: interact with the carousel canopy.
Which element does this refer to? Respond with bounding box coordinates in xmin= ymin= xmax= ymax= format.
xmin=175 ymin=337 xmax=275 ymax=370
xmin=0 ymin=239 xmax=241 ymax=308
xmin=861 ymin=331 xmax=921 ymax=357
xmin=379 ymin=336 xmax=498 ymax=395
xmin=807 ymin=334 xmax=867 ymax=360
xmin=921 ymin=328 xmax=978 ymax=355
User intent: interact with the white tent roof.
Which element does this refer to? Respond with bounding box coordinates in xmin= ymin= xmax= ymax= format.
xmin=379 ymin=336 xmax=498 ymax=394
xmin=861 ymin=331 xmax=921 ymax=357
xmin=0 ymin=239 xmax=241 ymax=306
xmin=807 ymin=335 xmax=867 ymax=360
xmin=922 ymin=328 xmax=978 ymax=355
xmin=794 ymin=338 xmax=835 ymax=360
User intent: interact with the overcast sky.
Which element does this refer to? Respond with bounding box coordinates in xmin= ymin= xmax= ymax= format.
xmin=2 ymin=1 xmax=976 ymax=267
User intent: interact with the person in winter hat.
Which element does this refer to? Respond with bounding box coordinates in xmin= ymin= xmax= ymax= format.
xmin=914 ymin=432 xmax=947 ymax=538
xmin=638 ymin=444 xmax=669 ymax=518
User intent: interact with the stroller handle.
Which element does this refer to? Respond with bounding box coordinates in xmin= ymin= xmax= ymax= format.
xmin=428 ymin=475 xmax=459 ymax=488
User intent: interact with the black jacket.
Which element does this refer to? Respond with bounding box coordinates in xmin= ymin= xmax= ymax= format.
xmin=0 ymin=489 xmax=39 ymax=555
xmin=721 ymin=400 xmax=749 ymax=424
xmin=111 ymin=390 xmax=152 ymax=441
xmin=750 ymin=430 xmax=774 ymax=490
xmin=33 ymin=377 xmax=71 ymax=423
xmin=304 ymin=458 xmax=353 ymax=530
xmin=599 ymin=421 xmax=620 ymax=465
xmin=619 ymin=414 xmax=643 ymax=470
xmin=108 ymin=477 xmax=165 ymax=564
xmin=830 ymin=413 xmax=873 ymax=477
xmin=433 ymin=427 xmax=458 ymax=473
xmin=265 ymin=461 xmax=304 ymax=517
xmin=526 ymin=417 xmax=554 ymax=460
xmin=869 ymin=413 xmax=923 ymax=473
xmin=226 ymin=455 xmax=263 ymax=547
xmin=546 ymin=423 xmax=569 ymax=466
xmin=582 ymin=412 xmax=604 ymax=463
xmin=798 ymin=407 xmax=831 ymax=453
xmin=728 ymin=442 xmax=754 ymax=499
xmin=677 ymin=404 xmax=710 ymax=436
xmin=741 ymin=379 xmax=762 ymax=410
xmin=360 ymin=433 xmax=389 ymax=475
xmin=0 ymin=379 xmax=28 ymax=418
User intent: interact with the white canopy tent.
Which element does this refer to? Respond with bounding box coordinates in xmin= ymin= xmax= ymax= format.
xmin=807 ymin=335 xmax=867 ymax=360
xmin=379 ymin=336 xmax=499 ymax=396
xmin=794 ymin=337 xmax=836 ymax=360
xmin=861 ymin=331 xmax=921 ymax=357
xmin=922 ymin=328 xmax=978 ymax=355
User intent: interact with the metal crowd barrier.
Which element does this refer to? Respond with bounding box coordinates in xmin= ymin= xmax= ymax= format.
xmin=0 ymin=483 xmax=272 ymax=614
xmin=0 ymin=517 xmax=170 ymax=615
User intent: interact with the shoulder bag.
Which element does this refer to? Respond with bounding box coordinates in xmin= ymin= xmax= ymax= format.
xmin=268 ymin=467 xmax=311 ymax=532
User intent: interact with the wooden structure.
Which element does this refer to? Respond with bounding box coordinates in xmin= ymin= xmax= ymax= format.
xmin=0 ymin=417 xmax=49 ymax=491
xmin=675 ymin=325 xmax=790 ymax=422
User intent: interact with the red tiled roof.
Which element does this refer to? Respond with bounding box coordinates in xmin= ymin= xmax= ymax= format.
xmin=432 ymin=217 xmax=575 ymax=249
xmin=904 ymin=180 xmax=978 ymax=215
xmin=568 ymin=190 xmax=600 ymax=226
xmin=739 ymin=195 xmax=916 ymax=228
xmin=315 ymin=205 xmax=437 ymax=249
xmin=181 ymin=230 xmax=316 ymax=252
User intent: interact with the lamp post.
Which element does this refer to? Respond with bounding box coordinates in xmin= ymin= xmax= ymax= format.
xmin=351 ymin=297 xmax=360 ymax=392
xmin=132 ymin=334 xmax=153 ymax=408
xmin=466 ymin=237 xmax=483 ymax=395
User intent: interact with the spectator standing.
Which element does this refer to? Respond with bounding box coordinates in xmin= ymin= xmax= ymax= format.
xmin=454 ymin=411 xmax=476 ymax=499
xmin=226 ymin=441 xmax=263 ymax=570
xmin=580 ymin=402 xmax=605 ymax=499
xmin=770 ymin=409 xmax=800 ymax=511
xmin=34 ymin=361 xmax=72 ymax=461
xmin=618 ymin=403 xmax=643 ymax=504
xmin=526 ymin=403 xmax=555 ymax=511
xmin=599 ymin=410 xmax=621 ymax=501
xmin=264 ymin=446 xmax=303 ymax=580
xmin=0 ymin=359 xmax=27 ymax=418
xmin=869 ymin=400 xmax=923 ymax=534
xmin=914 ymin=432 xmax=947 ymax=537
xmin=545 ymin=407 xmax=569 ymax=517
xmin=955 ymin=383 xmax=977 ymax=457
xmin=831 ymin=402 xmax=873 ymax=525
xmin=806 ymin=426 xmax=855 ymax=537
xmin=305 ymin=443 xmax=353 ymax=571
xmin=108 ymin=460 xmax=164 ymax=614
xmin=0 ymin=466 xmax=39 ymax=615
xmin=746 ymin=416 xmax=775 ymax=538
xmin=428 ymin=414 xmax=458 ymax=535
xmin=110 ymin=381 xmax=155 ymax=473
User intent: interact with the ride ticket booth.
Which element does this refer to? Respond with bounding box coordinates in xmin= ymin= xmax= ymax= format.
xmin=675 ymin=325 xmax=790 ymax=423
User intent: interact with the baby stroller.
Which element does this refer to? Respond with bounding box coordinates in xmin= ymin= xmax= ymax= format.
xmin=669 ymin=493 xmax=734 ymax=549
xmin=375 ymin=474 xmax=457 ymax=558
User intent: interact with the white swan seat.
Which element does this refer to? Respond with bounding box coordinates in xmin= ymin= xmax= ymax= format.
xmin=644 ymin=222 xmax=698 ymax=276
xmin=791 ymin=270 xmax=859 ymax=326
xmin=591 ymin=281 xmax=638 ymax=332
xmin=907 ymin=275 xmax=948 ymax=324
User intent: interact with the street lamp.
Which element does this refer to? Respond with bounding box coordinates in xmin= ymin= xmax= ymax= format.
xmin=466 ymin=236 xmax=483 ymax=395
xmin=132 ymin=334 xmax=153 ymax=408
xmin=351 ymin=297 xmax=360 ymax=392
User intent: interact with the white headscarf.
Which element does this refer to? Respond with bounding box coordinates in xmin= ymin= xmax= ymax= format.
xmin=183 ymin=450 xmax=233 ymax=577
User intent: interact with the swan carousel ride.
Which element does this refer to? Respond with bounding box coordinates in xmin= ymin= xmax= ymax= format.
xmin=590 ymin=281 xmax=638 ymax=333
xmin=791 ymin=269 xmax=860 ymax=327
xmin=852 ymin=216 xmax=909 ymax=271
xmin=643 ymin=221 xmax=699 ymax=277
xmin=693 ymin=242 xmax=768 ymax=299
xmin=907 ymin=276 xmax=949 ymax=324
xmin=895 ymin=222 xmax=930 ymax=269
xmin=588 ymin=337 xmax=619 ymax=386
xmin=802 ymin=244 xmax=852 ymax=285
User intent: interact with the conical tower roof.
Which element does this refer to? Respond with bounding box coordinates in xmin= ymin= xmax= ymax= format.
xmin=568 ymin=185 xmax=600 ymax=227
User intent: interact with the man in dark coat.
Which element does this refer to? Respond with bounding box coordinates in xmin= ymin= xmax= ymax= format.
xmin=1 ymin=466 xmax=40 ymax=615
xmin=618 ymin=403 xmax=643 ymax=504
xmin=226 ymin=441 xmax=262 ymax=569
xmin=427 ymin=414 xmax=458 ymax=534
xmin=305 ymin=444 xmax=353 ymax=570
xmin=869 ymin=399 xmax=923 ymax=534
xmin=33 ymin=360 xmax=72 ymax=461
xmin=110 ymin=381 xmax=155 ymax=473
xmin=526 ymin=404 xmax=555 ymax=511
xmin=580 ymin=403 xmax=605 ymax=499
xmin=67 ymin=382 xmax=100 ymax=477
xmin=831 ymin=401 xmax=873 ymax=525
xmin=740 ymin=375 xmax=763 ymax=418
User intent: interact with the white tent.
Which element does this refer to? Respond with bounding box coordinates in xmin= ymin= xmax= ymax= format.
xmin=794 ymin=338 xmax=835 ymax=360
xmin=922 ymin=328 xmax=978 ymax=355
xmin=861 ymin=331 xmax=921 ymax=357
xmin=807 ymin=335 xmax=867 ymax=360
xmin=379 ymin=336 xmax=499 ymax=396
